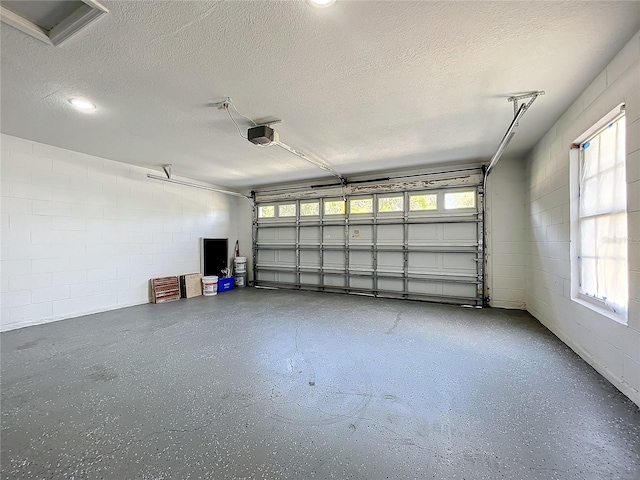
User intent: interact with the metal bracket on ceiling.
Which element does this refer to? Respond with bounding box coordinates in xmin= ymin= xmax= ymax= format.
xmin=163 ymin=164 xmax=172 ymax=179
xmin=508 ymin=91 xmax=545 ymax=125
xmin=211 ymin=97 xmax=231 ymax=110
xmin=256 ymin=119 xmax=282 ymax=127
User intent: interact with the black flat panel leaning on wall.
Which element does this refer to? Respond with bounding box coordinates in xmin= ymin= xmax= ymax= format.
xmin=202 ymin=238 xmax=228 ymax=277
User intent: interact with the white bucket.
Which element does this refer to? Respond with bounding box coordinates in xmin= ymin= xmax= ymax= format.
xmin=234 ymin=256 xmax=247 ymax=274
xmin=235 ymin=273 xmax=246 ymax=287
xmin=202 ymin=275 xmax=218 ymax=296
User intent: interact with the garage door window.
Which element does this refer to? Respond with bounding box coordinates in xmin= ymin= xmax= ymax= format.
xmin=258 ymin=205 xmax=275 ymax=218
xmin=278 ymin=204 xmax=296 ymax=217
xmin=444 ymin=191 xmax=476 ymax=210
xmin=301 ymin=202 xmax=319 ymax=216
xmin=324 ymin=200 xmax=346 ymax=215
xmin=350 ymin=198 xmax=373 ymax=214
xmin=409 ymin=194 xmax=437 ymax=211
xmin=378 ymin=196 xmax=404 ymax=213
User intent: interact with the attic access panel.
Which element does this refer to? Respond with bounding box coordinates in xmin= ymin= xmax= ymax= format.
xmin=0 ymin=0 xmax=107 ymax=46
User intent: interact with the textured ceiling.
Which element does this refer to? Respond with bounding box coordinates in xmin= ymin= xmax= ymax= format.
xmin=1 ymin=1 xmax=639 ymax=189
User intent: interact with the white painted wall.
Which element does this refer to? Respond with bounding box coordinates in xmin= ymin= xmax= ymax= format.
xmin=487 ymin=156 xmax=527 ymax=309
xmin=525 ymin=31 xmax=640 ymax=405
xmin=1 ymin=134 xmax=238 ymax=332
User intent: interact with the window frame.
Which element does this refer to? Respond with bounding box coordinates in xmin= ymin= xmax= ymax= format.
xmin=408 ymin=193 xmax=438 ymax=212
xmin=323 ymin=198 xmax=346 ymax=216
xmin=257 ymin=204 xmax=275 ymax=219
xmin=300 ymin=201 xmax=320 ymax=218
xmin=443 ymin=190 xmax=477 ymax=211
xmin=570 ymin=103 xmax=628 ymax=324
xmin=377 ymin=194 xmax=404 ymax=214
xmin=349 ymin=196 xmax=374 ymax=215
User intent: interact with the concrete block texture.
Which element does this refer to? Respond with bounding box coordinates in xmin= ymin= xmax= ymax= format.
xmin=525 ymin=31 xmax=640 ymax=405
xmin=1 ymin=134 xmax=238 ymax=331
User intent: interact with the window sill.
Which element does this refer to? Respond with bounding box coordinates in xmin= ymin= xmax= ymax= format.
xmin=572 ymin=296 xmax=628 ymax=325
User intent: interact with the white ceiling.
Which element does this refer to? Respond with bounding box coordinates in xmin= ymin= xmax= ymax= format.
xmin=1 ymin=1 xmax=639 ymax=189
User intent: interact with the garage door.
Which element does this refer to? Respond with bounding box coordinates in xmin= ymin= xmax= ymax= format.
xmin=253 ymin=169 xmax=484 ymax=306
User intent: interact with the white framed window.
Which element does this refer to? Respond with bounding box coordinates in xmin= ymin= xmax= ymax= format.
xmin=278 ymin=204 xmax=296 ymax=217
xmin=572 ymin=104 xmax=627 ymax=322
xmin=444 ymin=191 xmax=476 ymax=210
xmin=378 ymin=195 xmax=403 ymax=213
xmin=350 ymin=197 xmax=373 ymax=214
xmin=324 ymin=199 xmax=346 ymax=215
xmin=409 ymin=193 xmax=437 ymax=211
xmin=258 ymin=205 xmax=275 ymax=218
xmin=300 ymin=201 xmax=319 ymax=216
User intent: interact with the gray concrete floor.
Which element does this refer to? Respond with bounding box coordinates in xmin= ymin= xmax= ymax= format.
xmin=1 ymin=289 xmax=639 ymax=479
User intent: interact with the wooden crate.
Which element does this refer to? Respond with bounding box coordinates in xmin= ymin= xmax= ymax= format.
xmin=180 ymin=273 xmax=202 ymax=298
xmin=151 ymin=276 xmax=180 ymax=303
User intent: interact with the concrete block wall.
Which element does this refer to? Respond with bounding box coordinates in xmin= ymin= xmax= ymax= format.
xmin=525 ymin=31 xmax=640 ymax=405
xmin=487 ymin=157 xmax=527 ymax=309
xmin=1 ymin=134 xmax=238 ymax=332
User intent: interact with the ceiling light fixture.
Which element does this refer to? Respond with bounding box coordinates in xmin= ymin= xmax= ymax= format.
xmin=308 ymin=0 xmax=336 ymax=7
xmin=69 ymin=97 xmax=96 ymax=111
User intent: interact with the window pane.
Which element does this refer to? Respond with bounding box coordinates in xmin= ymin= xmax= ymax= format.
xmin=444 ymin=191 xmax=475 ymax=210
xmin=580 ymin=218 xmax=596 ymax=258
xmin=378 ymin=196 xmax=403 ymax=213
xmin=579 ymin=177 xmax=600 ymax=217
xmin=350 ymin=198 xmax=373 ymax=214
xmin=300 ymin=202 xmax=319 ymax=216
xmin=258 ymin=205 xmax=274 ymax=218
xmin=598 ymin=123 xmax=617 ymax=170
xmin=580 ymin=257 xmax=597 ymax=296
xmin=324 ymin=200 xmax=345 ymax=215
xmin=578 ymin=114 xmax=627 ymax=315
xmin=582 ymin=136 xmax=600 ymax=179
xmin=278 ymin=204 xmax=296 ymax=217
xmin=409 ymin=194 xmax=437 ymax=211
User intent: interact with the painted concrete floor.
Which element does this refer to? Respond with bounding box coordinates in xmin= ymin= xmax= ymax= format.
xmin=1 ymin=288 xmax=639 ymax=479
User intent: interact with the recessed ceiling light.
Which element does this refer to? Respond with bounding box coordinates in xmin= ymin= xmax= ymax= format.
xmin=69 ymin=97 xmax=96 ymax=111
xmin=308 ymin=0 xmax=336 ymax=7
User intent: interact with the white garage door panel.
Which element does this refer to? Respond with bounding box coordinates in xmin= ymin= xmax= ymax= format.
xmin=378 ymin=252 xmax=403 ymax=273
xmin=408 ymin=224 xmax=439 ymax=243
xmin=258 ymin=271 xmax=277 ymax=282
xmin=300 ymin=251 xmax=320 ymax=267
xmin=255 ymin=181 xmax=483 ymax=306
xmin=258 ymin=250 xmax=276 ymax=263
xmin=442 ymin=253 xmax=477 ymax=272
xmin=378 ymin=278 xmax=404 ymax=292
xmin=276 ymin=272 xmax=296 ymax=284
xmin=258 ymin=249 xmax=295 ymax=266
xmin=377 ymin=225 xmax=403 ymax=245
xmin=300 ymin=273 xmax=320 ymax=285
xmin=442 ymin=283 xmax=477 ymax=297
xmin=350 ymin=277 xmax=374 ymax=290
xmin=323 ymin=251 xmax=345 ymax=269
xmin=443 ymin=223 xmax=477 ymax=241
xmin=349 ymin=251 xmax=372 ymax=271
xmin=325 ymin=274 xmax=346 ymax=287
xmin=323 ymin=226 xmax=345 ymax=244
xmin=407 ymin=280 xmax=439 ymax=295
xmin=259 ymin=227 xmax=296 ymax=244
xmin=300 ymin=226 xmax=321 ymax=244
xmin=349 ymin=226 xmax=373 ymax=243
xmin=407 ymin=252 xmax=439 ymax=271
